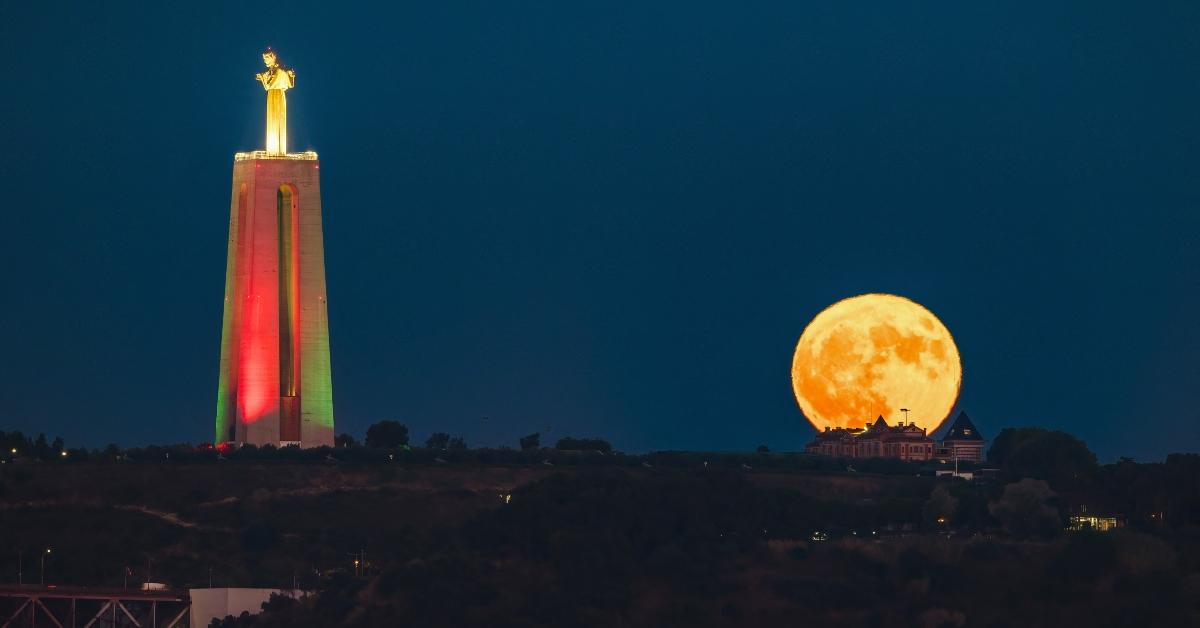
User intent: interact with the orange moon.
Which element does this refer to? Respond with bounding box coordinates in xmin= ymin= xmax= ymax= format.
xmin=791 ymin=293 xmax=961 ymax=432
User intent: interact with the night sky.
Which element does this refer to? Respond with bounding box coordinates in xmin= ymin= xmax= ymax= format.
xmin=2 ymin=2 xmax=1198 ymax=461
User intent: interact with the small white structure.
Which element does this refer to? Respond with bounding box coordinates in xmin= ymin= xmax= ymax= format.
xmin=935 ymin=470 xmax=974 ymax=481
xmin=190 ymin=588 xmax=296 ymax=626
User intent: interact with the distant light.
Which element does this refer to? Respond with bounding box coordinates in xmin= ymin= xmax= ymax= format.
xmin=45 ymin=548 xmax=52 ymax=554
xmin=60 ymin=451 xmax=67 ymax=457
xmin=10 ymin=448 xmax=15 ymax=454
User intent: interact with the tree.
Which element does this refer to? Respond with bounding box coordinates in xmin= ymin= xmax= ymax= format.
xmin=922 ymin=485 xmax=959 ymax=529
xmin=335 ymin=433 xmax=358 ymax=448
xmin=756 ymin=445 xmax=770 ymax=453
xmin=519 ymin=433 xmax=541 ymax=451
xmin=1 ymin=431 xmax=32 ymax=457
xmin=365 ymin=421 xmax=409 ymax=449
xmin=34 ymin=433 xmax=50 ymax=460
xmin=988 ymin=427 xmax=1097 ymax=488
xmin=426 ymin=432 xmax=450 ymax=450
xmin=448 ymin=436 xmax=467 ymax=450
xmin=989 ymin=478 xmax=1061 ymax=539
xmin=555 ymin=437 xmax=613 ymax=453
xmin=1050 ymin=530 xmax=1117 ymax=586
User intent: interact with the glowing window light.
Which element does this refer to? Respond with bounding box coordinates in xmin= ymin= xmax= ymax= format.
xmin=1068 ymin=515 xmax=1119 ymax=532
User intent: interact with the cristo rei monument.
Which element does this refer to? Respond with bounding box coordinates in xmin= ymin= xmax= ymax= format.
xmin=215 ymin=48 xmax=334 ymax=447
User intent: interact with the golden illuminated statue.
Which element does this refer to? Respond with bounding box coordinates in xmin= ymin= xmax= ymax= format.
xmin=256 ymin=47 xmax=296 ymax=154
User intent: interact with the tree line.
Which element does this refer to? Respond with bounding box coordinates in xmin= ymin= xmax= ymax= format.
xmin=5 ymin=422 xmax=1198 ymax=533
xmin=335 ymin=420 xmax=613 ymax=454
xmin=0 ymin=430 xmax=65 ymax=460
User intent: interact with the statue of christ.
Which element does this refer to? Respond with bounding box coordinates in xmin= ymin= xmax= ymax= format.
xmin=256 ymin=47 xmax=296 ymax=154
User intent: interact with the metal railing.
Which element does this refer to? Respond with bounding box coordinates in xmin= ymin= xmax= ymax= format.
xmin=234 ymin=150 xmax=318 ymax=162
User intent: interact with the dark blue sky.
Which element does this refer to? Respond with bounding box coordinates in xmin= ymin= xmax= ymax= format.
xmin=2 ymin=2 xmax=1198 ymax=461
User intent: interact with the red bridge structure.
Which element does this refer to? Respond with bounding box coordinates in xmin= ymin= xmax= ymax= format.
xmin=0 ymin=586 xmax=190 ymax=628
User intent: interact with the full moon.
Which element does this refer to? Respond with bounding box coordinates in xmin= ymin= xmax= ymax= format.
xmin=791 ymin=293 xmax=961 ymax=433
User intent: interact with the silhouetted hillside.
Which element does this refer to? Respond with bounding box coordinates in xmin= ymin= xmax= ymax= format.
xmin=2 ymin=443 xmax=1200 ymax=627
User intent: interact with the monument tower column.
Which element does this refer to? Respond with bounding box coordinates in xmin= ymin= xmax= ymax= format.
xmin=215 ymin=48 xmax=334 ymax=448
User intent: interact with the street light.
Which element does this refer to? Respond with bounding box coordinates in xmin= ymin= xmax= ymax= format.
xmin=41 ymin=548 xmax=51 ymax=586
xmin=349 ymin=549 xmax=367 ymax=577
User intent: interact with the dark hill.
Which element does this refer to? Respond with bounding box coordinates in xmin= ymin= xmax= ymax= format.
xmin=3 ymin=457 xmax=1200 ymax=627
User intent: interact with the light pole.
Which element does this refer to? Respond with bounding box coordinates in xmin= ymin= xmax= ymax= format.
xmin=17 ymin=550 xmax=22 ymax=588
xmin=40 ymin=548 xmax=51 ymax=586
xmin=348 ymin=549 xmax=366 ymax=577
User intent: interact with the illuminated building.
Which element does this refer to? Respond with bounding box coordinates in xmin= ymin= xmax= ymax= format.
xmin=1068 ymin=505 xmax=1121 ymax=532
xmin=1067 ymin=515 xmax=1120 ymax=532
xmin=215 ymin=48 xmax=334 ymax=447
xmin=805 ymin=416 xmax=935 ymax=461
xmin=935 ymin=412 xmax=985 ymax=464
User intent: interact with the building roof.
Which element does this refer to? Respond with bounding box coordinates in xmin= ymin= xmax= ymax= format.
xmin=942 ymin=411 xmax=984 ymax=442
xmin=808 ymin=417 xmax=932 ymax=447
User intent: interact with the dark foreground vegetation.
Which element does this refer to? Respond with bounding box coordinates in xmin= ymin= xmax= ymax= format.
xmin=1 ymin=426 xmax=1199 ymax=627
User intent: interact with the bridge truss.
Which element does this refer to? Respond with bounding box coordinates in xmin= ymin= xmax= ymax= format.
xmin=0 ymin=587 xmax=190 ymax=628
